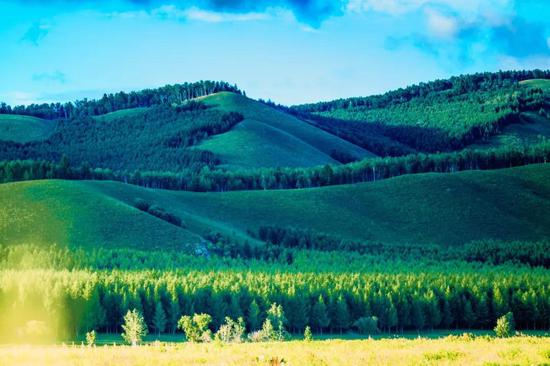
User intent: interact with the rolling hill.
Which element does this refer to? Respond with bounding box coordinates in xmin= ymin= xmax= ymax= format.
xmin=2 ymin=164 xmax=549 ymax=251
xmin=294 ymin=74 xmax=550 ymax=153
xmin=472 ymin=111 xmax=550 ymax=149
xmin=195 ymin=92 xmax=376 ymax=168
xmin=0 ymin=114 xmax=54 ymax=143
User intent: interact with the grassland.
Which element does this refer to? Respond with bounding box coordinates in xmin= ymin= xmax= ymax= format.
xmin=1 ymin=336 xmax=549 ymax=366
xmin=196 ymin=92 xmax=375 ymax=168
xmin=93 ymin=107 xmax=147 ymax=122
xmin=0 ymin=179 xmax=200 ymax=250
xmin=0 ymin=114 xmax=53 ymax=143
xmin=520 ymin=78 xmax=550 ymax=90
xmin=1 ymin=164 xmax=550 ymax=249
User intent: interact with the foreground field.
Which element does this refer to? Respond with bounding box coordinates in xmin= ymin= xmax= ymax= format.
xmin=1 ymin=337 xmax=549 ymax=366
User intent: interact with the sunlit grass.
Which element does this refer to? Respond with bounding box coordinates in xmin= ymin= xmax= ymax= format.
xmin=1 ymin=336 xmax=549 ymax=365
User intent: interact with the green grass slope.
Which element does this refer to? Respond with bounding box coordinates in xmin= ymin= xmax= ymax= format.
xmin=0 ymin=180 xmax=200 ymax=250
xmin=93 ymin=107 xmax=148 ymax=122
xmin=2 ymin=164 xmax=549 ymax=249
xmin=196 ymin=92 xmax=375 ymax=169
xmin=0 ymin=115 xmax=54 ymax=143
xmin=520 ymin=78 xmax=550 ymax=90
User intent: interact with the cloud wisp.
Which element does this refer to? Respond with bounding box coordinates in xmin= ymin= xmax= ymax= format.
xmin=32 ymin=71 xmax=67 ymax=84
xmin=20 ymin=21 xmax=51 ymax=46
xmin=383 ymin=3 xmax=549 ymax=64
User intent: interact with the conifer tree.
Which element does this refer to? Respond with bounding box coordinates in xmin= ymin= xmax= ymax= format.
xmin=310 ymin=295 xmax=330 ymax=334
xmin=152 ymin=302 xmax=167 ymax=336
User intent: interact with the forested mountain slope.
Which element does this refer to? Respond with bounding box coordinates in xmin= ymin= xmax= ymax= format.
xmin=196 ymin=92 xmax=375 ymax=168
xmin=0 ymin=72 xmax=549 ymax=191
xmin=0 ymin=103 xmax=244 ymax=171
xmin=2 ymin=164 xmax=549 ymax=250
xmin=293 ymin=71 xmax=550 ymax=153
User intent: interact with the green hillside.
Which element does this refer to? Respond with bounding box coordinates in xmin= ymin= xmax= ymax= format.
xmin=94 ymin=107 xmax=147 ymax=122
xmin=295 ymin=74 xmax=549 ymax=153
xmin=2 ymin=164 xmax=549 ymax=250
xmin=0 ymin=105 xmax=235 ymax=171
xmin=473 ymin=111 xmax=550 ymax=149
xmin=520 ymin=78 xmax=550 ymax=90
xmin=196 ymin=92 xmax=375 ymax=168
xmin=0 ymin=114 xmax=54 ymax=143
xmin=0 ymin=179 xmax=200 ymax=250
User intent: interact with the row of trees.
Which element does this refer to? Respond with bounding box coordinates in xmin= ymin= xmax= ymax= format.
xmin=1 ymin=141 xmax=549 ymax=191
xmin=293 ymin=70 xmax=550 ymax=113
xmin=255 ymin=227 xmax=550 ymax=268
xmin=0 ymin=81 xmax=242 ymax=119
xmin=98 ymin=306 xmax=519 ymax=345
xmin=0 ymin=266 xmax=548 ymax=342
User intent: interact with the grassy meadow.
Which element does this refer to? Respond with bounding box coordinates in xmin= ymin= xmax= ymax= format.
xmin=2 ymin=164 xmax=550 ymax=250
xmin=0 ymin=114 xmax=53 ymax=143
xmin=1 ymin=336 xmax=549 ymax=366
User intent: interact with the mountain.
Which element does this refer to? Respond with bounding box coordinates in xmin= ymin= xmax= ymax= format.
xmin=195 ymin=92 xmax=375 ymax=169
xmin=2 ymin=164 xmax=549 ymax=250
xmin=294 ymin=76 xmax=550 ymax=154
xmin=0 ymin=91 xmax=373 ymax=171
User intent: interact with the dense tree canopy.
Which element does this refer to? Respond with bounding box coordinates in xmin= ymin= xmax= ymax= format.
xmin=0 ymin=81 xmax=242 ymax=119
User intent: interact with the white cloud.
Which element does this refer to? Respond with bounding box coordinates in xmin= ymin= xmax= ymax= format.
xmin=347 ymin=0 xmax=513 ymax=16
xmin=182 ymin=7 xmax=267 ymax=23
xmin=425 ymin=8 xmax=458 ymax=39
xmin=107 ymin=5 xmax=268 ymax=23
xmin=106 ymin=5 xmax=268 ymax=23
xmin=104 ymin=10 xmax=149 ymax=20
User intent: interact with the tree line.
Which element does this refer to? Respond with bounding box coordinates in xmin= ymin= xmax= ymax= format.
xmin=300 ymin=79 xmax=548 ymax=153
xmin=0 ymin=265 xmax=547 ymax=342
xmin=0 ymin=81 xmax=242 ymax=120
xmin=293 ymin=70 xmax=550 ymax=113
xmin=1 ymin=141 xmax=549 ymax=191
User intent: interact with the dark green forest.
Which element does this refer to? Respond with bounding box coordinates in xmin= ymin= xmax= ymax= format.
xmin=0 ymin=242 xmax=549 ymax=341
xmin=293 ymin=70 xmax=550 ymax=153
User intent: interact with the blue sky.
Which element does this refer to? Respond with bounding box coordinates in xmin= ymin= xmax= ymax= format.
xmin=0 ymin=0 xmax=549 ymax=106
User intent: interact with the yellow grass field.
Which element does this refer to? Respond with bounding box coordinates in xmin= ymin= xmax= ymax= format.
xmin=1 ymin=336 xmax=549 ymax=366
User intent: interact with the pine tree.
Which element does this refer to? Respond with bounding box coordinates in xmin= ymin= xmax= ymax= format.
xmin=247 ymin=299 xmax=261 ymax=331
xmin=463 ymin=300 xmax=476 ymax=329
xmin=442 ymin=299 xmax=454 ymax=328
xmin=476 ymin=294 xmax=490 ymax=329
xmin=310 ymin=295 xmax=330 ymax=334
xmin=333 ymin=295 xmax=350 ymax=334
xmin=290 ymin=295 xmax=308 ymax=333
xmin=152 ymin=302 xmax=167 ymax=336
xmin=387 ymin=300 xmax=398 ymax=333
xmin=411 ymin=300 xmax=425 ymax=332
